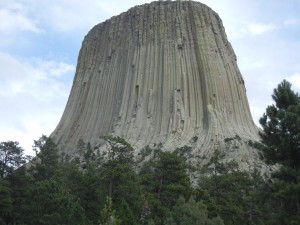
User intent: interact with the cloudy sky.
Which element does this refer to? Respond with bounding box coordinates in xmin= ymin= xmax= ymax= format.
xmin=1 ymin=0 xmax=300 ymax=155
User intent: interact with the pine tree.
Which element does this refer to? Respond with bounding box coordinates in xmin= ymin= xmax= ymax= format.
xmin=62 ymin=141 xmax=102 ymax=224
xmin=0 ymin=178 xmax=13 ymax=224
xmin=99 ymin=197 xmax=121 ymax=225
xmin=139 ymin=150 xmax=191 ymax=224
xmin=11 ymin=136 xmax=90 ymax=225
xmin=0 ymin=141 xmax=28 ymax=178
xmin=164 ymin=196 xmax=224 ymax=225
xmin=31 ymin=135 xmax=60 ymax=180
xmin=259 ymin=80 xmax=300 ymax=223
xmin=18 ymin=178 xmax=87 ymax=225
xmin=259 ymin=80 xmax=300 ymax=168
xmin=100 ymin=136 xmax=141 ymax=224
xmin=198 ymin=151 xmax=270 ymax=225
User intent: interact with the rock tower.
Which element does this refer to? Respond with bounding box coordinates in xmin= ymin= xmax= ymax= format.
xmin=51 ymin=1 xmax=263 ymax=169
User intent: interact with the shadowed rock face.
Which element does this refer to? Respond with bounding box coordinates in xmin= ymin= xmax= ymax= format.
xmin=51 ymin=1 xmax=264 ymax=169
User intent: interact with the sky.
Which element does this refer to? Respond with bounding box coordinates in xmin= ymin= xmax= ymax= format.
xmin=1 ymin=0 xmax=300 ymax=155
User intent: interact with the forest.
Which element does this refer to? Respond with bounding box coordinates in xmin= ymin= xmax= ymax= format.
xmin=0 ymin=80 xmax=299 ymax=225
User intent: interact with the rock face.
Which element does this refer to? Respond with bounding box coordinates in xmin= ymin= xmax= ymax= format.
xmin=51 ymin=1 xmax=264 ymax=169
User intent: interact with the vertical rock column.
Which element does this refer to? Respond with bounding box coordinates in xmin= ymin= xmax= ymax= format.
xmin=51 ymin=1 xmax=261 ymax=168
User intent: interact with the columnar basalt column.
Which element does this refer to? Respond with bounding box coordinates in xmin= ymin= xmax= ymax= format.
xmin=51 ymin=1 xmax=264 ymax=170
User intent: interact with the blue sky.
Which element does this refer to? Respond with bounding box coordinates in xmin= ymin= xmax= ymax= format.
xmin=1 ymin=0 xmax=300 ymax=155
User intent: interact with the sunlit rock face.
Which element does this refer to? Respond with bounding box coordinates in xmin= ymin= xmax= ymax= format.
xmin=51 ymin=1 xmax=264 ymax=170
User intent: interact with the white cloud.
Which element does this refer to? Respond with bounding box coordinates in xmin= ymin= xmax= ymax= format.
xmin=6 ymin=0 xmax=154 ymax=34
xmin=0 ymin=52 xmax=74 ymax=98
xmin=22 ymin=0 xmax=113 ymax=33
xmin=248 ymin=23 xmax=277 ymax=35
xmin=226 ymin=25 xmax=248 ymax=39
xmin=34 ymin=60 xmax=75 ymax=78
xmin=0 ymin=3 xmax=42 ymax=34
xmin=0 ymin=52 xmax=75 ymax=154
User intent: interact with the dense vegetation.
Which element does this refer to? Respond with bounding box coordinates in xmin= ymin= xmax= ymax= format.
xmin=0 ymin=80 xmax=299 ymax=225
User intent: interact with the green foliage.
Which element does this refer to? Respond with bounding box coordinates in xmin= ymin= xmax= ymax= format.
xmin=31 ymin=135 xmax=60 ymax=180
xmin=0 ymin=178 xmax=13 ymax=219
xmin=137 ymin=145 xmax=153 ymax=162
xmin=259 ymin=80 xmax=300 ymax=223
xmin=79 ymin=163 xmax=103 ymax=224
xmin=8 ymin=166 xmax=31 ymax=224
xmin=3 ymin=126 xmax=299 ymax=225
xmin=269 ymin=168 xmax=300 ymax=224
xmin=247 ymin=140 xmax=263 ymax=150
xmin=198 ymin=151 xmax=272 ymax=225
xmin=259 ymin=80 xmax=300 ymax=168
xmin=116 ymin=199 xmax=136 ymax=225
xmin=192 ymin=188 xmax=219 ymax=219
xmin=100 ymin=136 xmax=141 ymax=224
xmin=99 ymin=197 xmax=121 ymax=225
xmin=164 ymin=196 xmax=224 ymax=225
xmin=63 ymin=141 xmax=103 ymax=224
xmin=0 ymin=141 xmax=29 ymax=224
xmin=19 ymin=178 xmax=87 ymax=225
xmin=9 ymin=137 xmax=92 ymax=225
xmin=102 ymin=136 xmax=134 ymax=164
xmin=0 ymin=141 xmax=28 ymax=178
xmin=77 ymin=139 xmax=96 ymax=166
xmin=174 ymin=146 xmax=192 ymax=161
xmin=140 ymin=149 xmax=191 ymax=224
xmin=224 ymin=135 xmax=241 ymax=143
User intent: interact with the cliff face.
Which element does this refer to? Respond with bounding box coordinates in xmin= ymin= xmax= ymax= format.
xmin=51 ymin=1 xmax=264 ymax=169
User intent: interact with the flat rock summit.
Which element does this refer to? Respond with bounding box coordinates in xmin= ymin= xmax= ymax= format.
xmin=51 ymin=1 xmax=265 ymax=170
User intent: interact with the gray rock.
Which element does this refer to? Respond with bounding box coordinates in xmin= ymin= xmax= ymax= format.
xmin=51 ymin=1 xmax=267 ymax=172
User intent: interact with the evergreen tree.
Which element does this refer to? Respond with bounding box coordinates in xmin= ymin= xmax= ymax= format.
xmin=164 ymin=196 xmax=224 ymax=225
xmin=0 ymin=141 xmax=31 ymax=224
xmin=259 ymin=80 xmax=300 ymax=223
xmin=0 ymin=178 xmax=13 ymax=224
xmin=139 ymin=150 xmax=191 ymax=224
xmin=31 ymin=135 xmax=60 ymax=180
xmin=81 ymin=163 xmax=103 ymax=224
xmin=10 ymin=136 xmax=89 ymax=225
xmin=99 ymin=197 xmax=121 ymax=225
xmin=0 ymin=141 xmax=28 ymax=178
xmin=9 ymin=165 xmax=32 ymax=225
xmin=18 ymin=178 xmax=87 ymax=225
xmin=198 ymin=151 xmax=270 ymax=225
xmin=61 ymin=141 xmax=102 ymax=225
xmin=192 ymin=188 xmax=219 ymax=219
xmin=100 ymin=136 xmax=141 ymax=225
xmin=259 ymin=80 xmax=300 ymax=168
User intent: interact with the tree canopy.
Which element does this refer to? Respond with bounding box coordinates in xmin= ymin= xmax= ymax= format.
xmin=259 ymin=80 xmax=300 ymax=169
xmin=259 ymin=80 xmax=300 ymax=223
